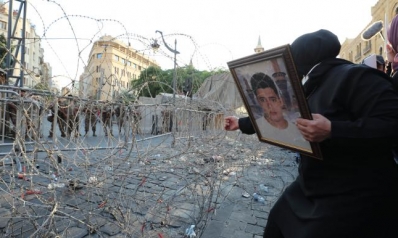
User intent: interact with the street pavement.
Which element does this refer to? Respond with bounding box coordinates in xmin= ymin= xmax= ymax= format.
xmin=0 ymin=117 xmax=298 ymax=238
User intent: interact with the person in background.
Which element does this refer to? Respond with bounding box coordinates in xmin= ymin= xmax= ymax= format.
xmin=226 ymin=29 xmax=398 ymax=238
xmin=387 ymin=14 xmax=398 ymax=84
xmin=83 ymin=99 xmax=98 ymax=137
xmin=386 ymin=14 xmax=398 ymax=165
xmin=48 ymin=99 xmax=67 ymax=138
xmin=361 ymin=54 xmax=386 ymax=73
xmin=101 ymin=103 xmax=113 ymax=137
xmin=6 ymin=88 xmax=36 ymax=139
xmin=6 ymin=88 xmax=25 ymax=137
xmin=115 ymin=104 xmax=126 ymax=135
xmin=66 ymin=95 xmax=81 ymax=138
xmin=376 ymin=55 xmax=386 ymax=72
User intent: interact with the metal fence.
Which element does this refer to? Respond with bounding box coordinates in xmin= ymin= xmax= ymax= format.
xmin=0 ymin=86 xmax=225 ymax=157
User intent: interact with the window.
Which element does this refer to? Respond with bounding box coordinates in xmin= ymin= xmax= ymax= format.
xmin=127 ymin=61 xmax=131 ymax=66
xmin=96 ymin=53 xmax=102 ymax=59
xmin=121 ymin=69 xmax=125 ymax=77
xmin=121 ymin=58 xmax=126 ymax=64
xmin=114 ymin=55 xmax=119 ymax=61
xmin=0 ymin=20 xmax=6 ymax=30
xmin=355 ymin=43 xmax=362 ymax=61
xmin=96 ymin=66 xmax=100 ymax=73
xmin=364 ymin=41 xmax=371 ymax=54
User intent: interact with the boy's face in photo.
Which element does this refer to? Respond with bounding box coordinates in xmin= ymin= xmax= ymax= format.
xmin=255 ymin=87 xmax=284 ymax=123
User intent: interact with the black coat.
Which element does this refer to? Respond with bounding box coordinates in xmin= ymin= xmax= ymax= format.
xmin=239 ymin=28 xmax=398 ymax=237
xmin=240 ymin=60 xmax=398 ymax=238
xmin=289 ymin=61 xmax=398 ymax=238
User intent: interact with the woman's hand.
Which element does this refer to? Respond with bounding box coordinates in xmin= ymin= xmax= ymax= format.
xmin=296 ymin=114 xmax=331 ymax=142
xmin=224 ymin=116 xmax=239 ymax=131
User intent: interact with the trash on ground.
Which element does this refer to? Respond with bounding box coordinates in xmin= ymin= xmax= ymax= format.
xmin=242 ymin=192 xmax=250 ymax=198
xmin=185 ymin=225 xmax=196 ymax=237
xmin=252 ymin=193 xmax=265 ymax=204
xmin=259 ymin=184 xmax=269 ymax=193
xmin=48 ymin=182 xmax=65 ymax=190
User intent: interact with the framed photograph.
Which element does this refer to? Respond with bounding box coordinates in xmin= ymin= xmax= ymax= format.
xmin=227 ymin=44 xmax=322 ymax=159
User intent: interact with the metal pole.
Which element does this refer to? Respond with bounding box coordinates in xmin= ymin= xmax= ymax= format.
xmin=155 ymin=30 xmax=180 ymax=102
xmin=173 ymin=39 xmax=177 ymax=104
xmin=5 ymin=0 xmax=12 ymax=85
xmin=154 ymin=31 xmax=180 ymax=147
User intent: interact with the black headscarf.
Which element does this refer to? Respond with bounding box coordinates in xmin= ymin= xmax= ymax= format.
xmin=290 ymin=29 xmax=341 ymax=78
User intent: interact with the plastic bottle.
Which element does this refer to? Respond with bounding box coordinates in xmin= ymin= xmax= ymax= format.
xmin=259 ymin=184 xmax=269 ymax=194
xmin=253 ymin=193 xmax=265 ymax=204
xmin=47 ymin=182 xmax=65 ymax=190
xmin=185 ymin=225 xmax=196 ymax=238
xmin=53 ymin=183 xmax=65 ymax=188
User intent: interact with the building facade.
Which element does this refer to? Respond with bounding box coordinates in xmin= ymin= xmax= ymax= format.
xmin=0 ymin=1 xmax=51 ymax=88
xmin=79 ymin=35 xmax=158 ymax=100
xmin=340 ymin=0 xmax=398 ymax=64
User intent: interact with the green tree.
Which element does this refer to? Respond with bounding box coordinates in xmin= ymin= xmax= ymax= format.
xmin=0 ymin=34 xmax=6 ymax=69
xmin=33 ymin=82 xmax=50 ymax=91
xmin=117 ymin=89 xmax=137 ymax=103
xmin=0 ymin=34 xmax=14 ymax=70
xmin=130 ymin=65 xmax=227 ymax=98
xmin=130 ymin=66 xmax=172 ymax=98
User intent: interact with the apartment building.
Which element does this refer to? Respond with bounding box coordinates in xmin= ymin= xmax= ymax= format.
xmin=0 ymin=2 xmax=51 ymax=88
xmin=79 ymin=35 xmax=158 ymax=100
xmin=340 ymin=0 xmax=398 ymax=64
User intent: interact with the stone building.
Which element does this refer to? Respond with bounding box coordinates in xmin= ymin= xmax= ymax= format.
xmin=79 ymin=35 xmax=158 ymax=101
xmin=340 ymin=0 xmax=398 ymax=64
xmin=0 ymin=1 xmax=51 ymax=87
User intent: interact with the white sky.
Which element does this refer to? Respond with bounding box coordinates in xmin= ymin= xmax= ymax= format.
xmin=25 ymin=0 xmax=378 ymax=88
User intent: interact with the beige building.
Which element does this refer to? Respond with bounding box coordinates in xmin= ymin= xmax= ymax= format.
xmin=340 ymin=0 xmax=398 ymax=64
xmin=0 ymin=2 xmax=51 ymax=88
xmin=79 ymin=35 xmax=159 ymax=100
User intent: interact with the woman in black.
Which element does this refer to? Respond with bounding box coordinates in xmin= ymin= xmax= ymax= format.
xmin=226 ymin=29 xmax=398 ymax=238
xmin=387 ymin=15 xmax=398 ymax=86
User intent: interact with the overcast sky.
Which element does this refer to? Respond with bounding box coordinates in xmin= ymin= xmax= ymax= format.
xmin=25 ymin=0 xmax=378 ymax=88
